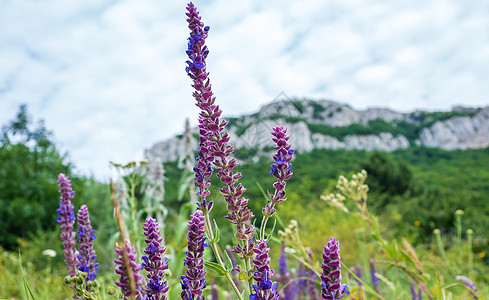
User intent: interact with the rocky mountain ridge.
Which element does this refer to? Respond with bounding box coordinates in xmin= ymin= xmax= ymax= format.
xmin=145 ymin=98 xmax=489 ymax=162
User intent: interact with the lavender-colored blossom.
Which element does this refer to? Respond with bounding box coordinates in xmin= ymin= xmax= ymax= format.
xmin=181 ymin=210 xmax=207 ymax=299
xmin=114 ymin=239 xmax=146 ymax=299
xmin=57 ymin=173 xmax=78 ymax=276
xmin=456 ymin=276 xmax=480 ymax=299
xmin=296 ymin=263 xmax=307 ymax=300
xmin=185 ymin=1 xmax=254 ymax=259
xmin=369 ymin=259 xmax=380 ymax=294
xmin=211 ymin=280 xmax=219 ymax=300
xmin=307 ymin=264 xmax=320 ymax=300
xmin=250 ymin=240 xmax=280 ymax=300
xmin=278 ymin=245 xmax=294 ymax=300
xmin=409 ymin=281 xmax=423 ymax=300
xmin=354 ymin=265 xmax=363 ymax=286
xmin=263 ymin=126 xmax=294 ymax=217
xmin=142 ymin=217 xmax=169 ymax=300
xmin=320 ymin=238 xmax=349 ymax=300
xmin=76 ymin=205 xmax=99 ymax=281
xmin=185 ymin=1 xmax=214 ymax=213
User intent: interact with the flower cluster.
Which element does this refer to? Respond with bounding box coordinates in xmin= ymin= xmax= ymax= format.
xmin=180 ymin=210 xmax=207 ymax=299
xmin=185 ymin=2 xmax=255 ymax=258
xmin=142 ymin=217 xmax=169 ymax=300
xmin=114 ymin=239 xmax=146 ymax=299
xmin=263 ymin=126 xmax=294 ymax=217
xmin=76 ymin=204 xmax=99 ymax=281
xmin=250 ymin=240 xmax=280 ymax=300
xmin=57 ymin=173 xmax=78 ymax=276
xmin=320 ymin=238 xmax=349 ymax=300
xmin=185 ymin=2 xmax=214 ymax=213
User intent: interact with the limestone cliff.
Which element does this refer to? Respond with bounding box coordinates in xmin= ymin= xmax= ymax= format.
xmin=145 ymin=99 xmax=489 ymax=162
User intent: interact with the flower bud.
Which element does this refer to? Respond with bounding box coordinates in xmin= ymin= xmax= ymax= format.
xmin=107 ymin=286 xmax=116 ymax=296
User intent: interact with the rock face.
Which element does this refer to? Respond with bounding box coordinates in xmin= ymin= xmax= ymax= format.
xmin=419 ymin=108 xmax=489 ymax=150
xmin=144 ymin=98 xmax=489 ymax=162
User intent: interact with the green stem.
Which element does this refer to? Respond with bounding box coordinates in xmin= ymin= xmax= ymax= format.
xmin=377 ymin=259 xmax=434 ymax=300
xmin=343 ymin=261 xmax=385 ymax=300
xmin=203 ymin=212 xmax=243 ymax=300
xmin=245 ymin=255 xmax=253 ymax=293
xmin=259 ymin=215 xmax=270 ymax=241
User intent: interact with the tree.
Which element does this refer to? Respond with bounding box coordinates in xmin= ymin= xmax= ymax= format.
xmin=0 ymin=105 xmax=71 ymax=249
xmin=361 ymin=152 xmax=413 ymax=209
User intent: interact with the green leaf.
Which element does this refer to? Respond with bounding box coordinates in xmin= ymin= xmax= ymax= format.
xmin=204 ymin=261 xmax=228 ymax=277
xmin=224 ymin=248 xmax=234 ymax=272
xmin=18 ymin=253 xmax=36 ymax=300
xmin=238 ymin=269 xmax=251 ymax=281
xmin=266 ymin=218 xmax=277 ymax=241
xmin=212 ymin=219 xmax=220 ymax=243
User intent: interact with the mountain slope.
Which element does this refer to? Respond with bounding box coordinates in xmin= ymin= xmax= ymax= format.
xmin=145 ymin=98 xmax=489 ymax=162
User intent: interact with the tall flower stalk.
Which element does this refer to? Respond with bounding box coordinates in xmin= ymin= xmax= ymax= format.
xmin=250 ymin=240 xmax=280 ymax=300
xmin=278 ymin=245 xmax=294 ymax=300
xmin=76 ymin=205 xmax=99 ymax=282
xmin=185 ymin=2 xmax=250 ymax=298
xmin=57 ymin=173 xmax=78 ymax=276
xmin=180 ymin=210 xmax=207 ymax=299
xmin=186 ymin=0 xmax=254 ymax=248
xmin=142 ymin=217 xmax=169 ymax=300
xmin=320 ymin=238 xmax=348 ymax=300
xmin=260 ymin=126 xmax=294 ymax=240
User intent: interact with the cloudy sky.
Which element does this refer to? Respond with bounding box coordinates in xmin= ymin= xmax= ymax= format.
xmin=1 ymin=0 xmax=489 ymax=180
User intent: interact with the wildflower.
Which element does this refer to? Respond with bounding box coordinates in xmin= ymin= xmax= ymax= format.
xmin=456 ymin=276 xmax=480 ymax=299
xmin=263 ymin=126 xmax=294 ymax=218
xmin=320 ymin=238 xmax=349 ymax=300
xmin=369 ymin=259 xmax=380 ymax=294
xmin=306 ymin=250 xmax=320 ymax=300
xmin=278 ymin=245 xmax=295 ymax=300
xmin=181 ymin=210 xmax=207 ymax=299
xmin=186 ymin=1 xmax=254 ymax=259
xmin=76 ymin=205 xmax=99 ymax=281
xmin=57 ymin=173 xmax=78 ymax=276
xmin=185 ymin=1 xmax=214 ymax=214
xmin=409 ymin=281 xmax=422 ymax=300
xmin=42 ymin=249 xmax=57 ymax=258
xmin=353 ymin=265 xmax=363 ymax=287
xmin=211 ymin=280 xmax=219 ymax=300
xmin=142 ymin=217 xmax=169 ymax=300
xmin=250 ymin=240 xmax=280 ymax=300
xmin=297 ymin=263 xmax=307 ymax=299
xmin=114 ymin=239 xmax=145 ymax=299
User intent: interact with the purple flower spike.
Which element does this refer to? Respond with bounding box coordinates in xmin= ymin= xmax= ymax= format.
xmin=250 ymin=240 xmax=280 ymax=300
xmin=186 ymin=1 xmax=214 ymax=214
xmin=114 ymin=239 xmax=146 ymax=299
xmin=456 ymin=276 xmax=480 ymax=299
xmin=76 ymin=205 xmax=98 ymax=281
xmin=369 ymin=259 xmax=380 ymax=294
xmin=278 ymin=245 xmax=295 ymax=300
xmin=181 ymin=210 xmax=207 ymax=299
xmin=143 ymin=217 xmax=169 ymax=299
xmin=263 ymin=126 xmax=294 ymax=217
xmin=186 ymin=1 xmax=254 ymax=259
xmin=354 ymin=265 xmax=363 ymax=286
xmin=57 ymin=173 xmax=78 ymax=276
xmin=320 ymin=238 xmax=349 ymax=300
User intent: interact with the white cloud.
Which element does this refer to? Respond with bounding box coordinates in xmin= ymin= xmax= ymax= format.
xmin=1 ymin=0 xmax=489 ymax=179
